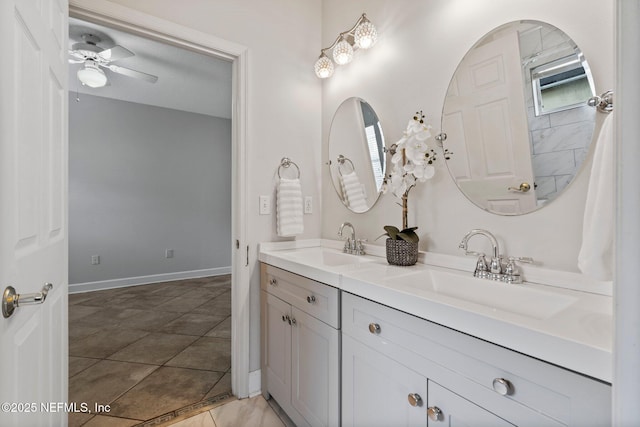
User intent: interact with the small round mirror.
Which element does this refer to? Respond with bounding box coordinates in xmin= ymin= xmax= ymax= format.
xmin=328 ymin=97 xmax=386 ymax=213
xmin=441 ymin=20 xmax=597 ymax=215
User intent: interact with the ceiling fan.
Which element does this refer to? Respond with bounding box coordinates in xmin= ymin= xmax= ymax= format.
xmin=69 ymin=34 xmax=158 ymax=88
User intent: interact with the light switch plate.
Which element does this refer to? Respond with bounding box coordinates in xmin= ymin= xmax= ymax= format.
xmin=259 ymin=195 xmax=271 ymax=215
xmin=304 ymin=196 xmax=313 ymax=214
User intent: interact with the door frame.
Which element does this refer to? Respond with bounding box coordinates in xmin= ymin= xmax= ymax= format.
xmin=68 ymin=0 xmax=251 ymax=398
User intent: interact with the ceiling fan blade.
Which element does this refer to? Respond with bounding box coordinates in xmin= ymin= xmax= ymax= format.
xmin=68 ymin=50 xmax=86 ymax=60
xmin=98 ymin=45 xmax=134 ymax=62
xmin=106 ymin=64 xmax=158 ymax=83
xmin=68 ymin=59 xmax=85 ymax=64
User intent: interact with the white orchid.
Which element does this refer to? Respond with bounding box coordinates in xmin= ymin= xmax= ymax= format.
xmin=386 ymin=111 xmax=438 ymax=199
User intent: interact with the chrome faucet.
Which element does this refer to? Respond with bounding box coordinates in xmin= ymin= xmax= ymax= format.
xmin=459 ymin=229 xmax=533 ymax=283
xmin=338 ymin=222 xmax=366 ymax=255
xmin=459 ymin=229 xmax=500 ymax=259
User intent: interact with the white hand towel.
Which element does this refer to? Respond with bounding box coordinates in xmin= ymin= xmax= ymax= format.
xmin=340 ymin=171 xmax=368 ymax=213
xmin=578 ymin=113 xmax=614 ymax=281
xmin=277 ymin=178 xmax=304 ymax=237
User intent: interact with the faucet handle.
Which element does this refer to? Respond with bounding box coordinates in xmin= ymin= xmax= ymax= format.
xmin=504 ymin=257 xmax=534 ymax=284
xmin=473 ymin=254 xmax=489 ymax=278
xmin=355 ymin=239 xmax=367 ymax=255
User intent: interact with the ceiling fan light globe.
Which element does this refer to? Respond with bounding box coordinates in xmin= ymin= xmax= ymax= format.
xmin=77 ymin=65 xmax=107 ymax=88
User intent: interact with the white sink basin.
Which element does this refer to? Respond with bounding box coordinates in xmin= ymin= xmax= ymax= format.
xmin=284 ymin=247 xmax=377 ymax=267
xmin=389 ymin=268 xmax=578 ymax=320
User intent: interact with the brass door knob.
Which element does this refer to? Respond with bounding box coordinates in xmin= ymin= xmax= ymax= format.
xmin=508 ymin=182 xmax=531 ymax=192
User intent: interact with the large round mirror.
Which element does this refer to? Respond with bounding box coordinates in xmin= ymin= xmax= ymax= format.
xmin=328 ymin=97 xmax=386 ymax=213
xmin=441 ymin=20 xmax=597 ymax=215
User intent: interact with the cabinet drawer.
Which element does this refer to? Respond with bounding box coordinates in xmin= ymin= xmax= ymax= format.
xmin=261 ymin=263 xmax=339 ymax=328
xmin=342 ymin=292 xmax=610 ymax=426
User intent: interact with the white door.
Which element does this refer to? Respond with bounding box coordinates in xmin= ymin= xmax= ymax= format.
xmin=0 ymin=0 xmax=68 ymax=425
xmin=342 ymin=335 xmax=428 ymax=427
xmin=444 ymin=29 xmax=536 ymax=214
xmin=261 ymin=291 xmax=291 ymax=405
xmin=290 ymin=307 xmax=339 ymax=427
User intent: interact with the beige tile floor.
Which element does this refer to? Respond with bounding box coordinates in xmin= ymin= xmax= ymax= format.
xmin=68 ymin=275 xmax=234 ymax=426
xmin=166 ymin=395 xmax=295 ymax=427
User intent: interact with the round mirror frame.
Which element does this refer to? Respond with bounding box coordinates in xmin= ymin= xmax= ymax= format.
xmin=328 ymin=97 xmax=387 ymax=213
xmin=440 ymin=20 xmax=597 ymax=215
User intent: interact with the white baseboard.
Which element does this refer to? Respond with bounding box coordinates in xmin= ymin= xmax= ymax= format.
xmin=248 ymin=369 xmax=262 ymax=397
xmin=68 ymin=266 xmax=231 ymax=294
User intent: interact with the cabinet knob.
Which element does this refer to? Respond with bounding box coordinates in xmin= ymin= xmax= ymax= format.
xmin=290 ymin=317 xmax=297 ymax=326
xmin=306 ymin=295 xmax=316 ymax=304
xmin=492 ymin=378 xmax=514 ymax=396
xmin=282 ymin=315 xmax=287 ymax=322
xmin=407 ymin=393 xmax=422 ymax=407
xmin=427 ymin=406 xmax=443 ymax=421
xmin=368 ymin=323 xmax=381 ymax=334
xmin=269 ymin=278 xmax=277 ymax=286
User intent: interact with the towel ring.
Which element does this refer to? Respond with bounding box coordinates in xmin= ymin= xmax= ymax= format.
xmin=588 ymin=90 xmax=614 ymax=114
xmin=337 ymin=155 xmax=355 ymax=176
xmin=278 ymin=157 xmax=300 ymax=179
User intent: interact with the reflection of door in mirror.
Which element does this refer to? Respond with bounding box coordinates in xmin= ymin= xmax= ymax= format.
xmin=519 ymin=24 xmax=596 ymax=203
xmin=441 ymin=20 xmax=598 ymax=215
xmin=443 ymin=30 xmax=537 ymax=214
xmin=328 ymin=97 xmax=386 ymax=213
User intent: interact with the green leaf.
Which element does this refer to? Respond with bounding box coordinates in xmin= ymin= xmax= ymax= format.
xmin=401 ymin=227 xmax=418 ymax=234
xmin=383 ymin=225 xmax=400 ymax=240
xmin=397 ymin=230 xmax=419 ymax=243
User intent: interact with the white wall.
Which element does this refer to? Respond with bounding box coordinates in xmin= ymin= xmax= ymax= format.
xmin=69 ymin=94 xmax=232 ymax=285
xmin=320 ymin=0 xmax=614 ymax=274
xmin=97 ymin=0 xmax=323 ymax=372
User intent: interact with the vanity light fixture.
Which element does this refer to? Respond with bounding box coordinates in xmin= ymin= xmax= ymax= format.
xmin=314 ymin=13 xmax=377 ymax=79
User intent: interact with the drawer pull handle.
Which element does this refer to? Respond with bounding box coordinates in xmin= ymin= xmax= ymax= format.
xmin=427 ymin=406 xmax=443 ymax=421
xmin=368 ymin=323 xmax=381 ymax=334
xmin=407 ymin=393 xmax=422 ymax=407
xmin=269 ymin=278 xmax=277 ymax=286
xmin=306 ymin=295 xmax=316 ymax=304
xmin=492 ymin=378 xmax=514 ymax=396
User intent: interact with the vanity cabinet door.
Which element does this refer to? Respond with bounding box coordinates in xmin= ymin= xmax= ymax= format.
xmin=342 ymin=334 xmax=428 ymax=427
xmin=261 ymin=264 xmax=341 ymax=427
xmin=427 ymin=381 xmax=514 ymax=427
xmin=291 ymin=307 xmax=340 ymax=427
xmin=262 ymin=291 xmax=291 ymax=406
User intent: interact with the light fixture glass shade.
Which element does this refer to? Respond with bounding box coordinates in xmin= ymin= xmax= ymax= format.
xmin=333 ymin=37 xmax=354 ymax=65
xmin=355 ymin=20 xmax=378 ymax=49
xmin=77 ymin=63 xmax=107 ymax=88
xmin=314 ymin=54 xmax=334 ymax=79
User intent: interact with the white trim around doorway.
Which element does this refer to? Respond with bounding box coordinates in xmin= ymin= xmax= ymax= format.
xmin=68 ymin=0 xmax=251 ymax=399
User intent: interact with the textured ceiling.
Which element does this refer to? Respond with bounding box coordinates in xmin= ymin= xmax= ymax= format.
xmin=69 ymin=17 xmax=232 ymax=119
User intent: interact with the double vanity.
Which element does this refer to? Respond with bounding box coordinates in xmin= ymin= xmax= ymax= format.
xmin=259 ymin=240 xmax=612 ymax=427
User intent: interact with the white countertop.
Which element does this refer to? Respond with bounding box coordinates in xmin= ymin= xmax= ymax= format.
xmin=259 ymin=239 xmax=612 ymax=383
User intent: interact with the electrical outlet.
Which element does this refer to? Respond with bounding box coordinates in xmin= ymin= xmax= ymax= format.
xmin=91 ymin=255 xmax=100 ymax=265
xmin=304 ymin=196 xmax=313 ymax=214
xmin=165 ymin=249 xmax=174 ymax=258
xmin=259 ymin=195 xmax=271 ymax=215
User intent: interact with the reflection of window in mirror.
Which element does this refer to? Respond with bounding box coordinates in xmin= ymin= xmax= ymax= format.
xmin=359 ymin=101 xmax=386 ymax=189
xmin=531 ymin=54 xmax=595 ymax=116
